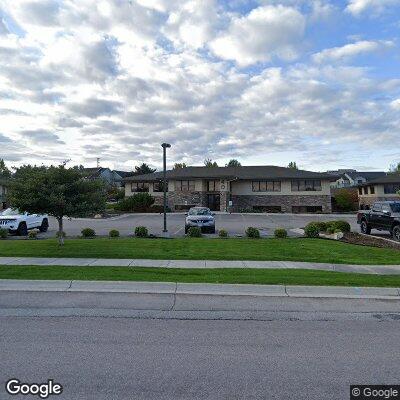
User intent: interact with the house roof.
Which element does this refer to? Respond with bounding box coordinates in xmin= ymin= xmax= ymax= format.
xmin=81 ymin=167 xmax=106 ymax=178
xmin=360 ymin=174 xmax=400 ymax=186
xmin=124 ymin=166 xmax=337 ymax=182
xmin=345 ymin=171 xmax=386 ymax=181
xmin=113 ymin=170 xmax=132 ymax=178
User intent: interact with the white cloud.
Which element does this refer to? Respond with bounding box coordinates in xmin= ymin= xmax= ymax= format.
xmin=391 ymin=99 xmax=400 ymax=110
xmin=346 ymin=0 xmax=399 ymax=16
xmin=312 ymin=40 xmax=395 ymax=63
xmin=210 ymin=5 xmax=306 ymax=66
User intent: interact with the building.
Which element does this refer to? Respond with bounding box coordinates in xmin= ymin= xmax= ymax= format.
xmin=82 ymin=167 xmax=131 ymax=187
xmin=0 ymin=179 xmax=8 ymax=210
xmin=328 ymin=170 xmax=386 ymax=188
xmin=124 ymin=166 xmax=336 ymax=213
xmin=358 ymin=174 xmax=400 ymax=209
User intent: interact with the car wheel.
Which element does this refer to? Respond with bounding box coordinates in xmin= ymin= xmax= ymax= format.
xmin=392 ymin=225 xmax=400 ymax=242
xmin=17 ymin=222 xmax=28 ymax=236
xmin=360 ymin=220 xmax=371 ymax=235
xmin=39 ymin=218 xmax=49 ymax=233
xmin=184 ymin=226 xmax=188 ymax=234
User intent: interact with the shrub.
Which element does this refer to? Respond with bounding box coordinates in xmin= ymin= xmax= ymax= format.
xmin=0 ymin=228 xmax=8 ymax=239
xmin=334 ymin=189 xmax=358 ymax=212
xmin=331 ymin=220 xmax=351 ymax=233
xmin=326 ymin=226 xmax=335 ymax=234
xmin=109 ymin=229 xmax=120 ymax=238
xmin=56 ymin=231 xmax=66 ymax=238
xmin=187 ymin=227 xmax=202 ymax=237
xmin=246 ymin=227 xmax=260 ymax=238
xmin=218 ymin=229 xmax=228 ymax=238
xmin=274 ymin=228 xmax=288 ymax=238
xmin=134 ymin=226 xmax=148 ymax=238
xmin=334 ymin=229 xmax=342 ymax=234
xmin=304 ymin=223 xmax=320 ymax=238
xmin=81 ymin=228 xmax=96 ymax=238
xmin=115 ymin=193 xmax=155 ymax=212
xmin=313 ymin=221 xmax=328 ymax=232
xmin=28 ymin=230 xmax=38 ymax=240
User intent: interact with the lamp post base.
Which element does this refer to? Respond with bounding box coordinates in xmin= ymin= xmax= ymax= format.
xmin=161 ymin=230 xmax=169 ymax=238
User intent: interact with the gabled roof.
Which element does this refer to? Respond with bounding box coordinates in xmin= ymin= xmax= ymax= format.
xmin=360 ymin=174 xmax=400 ymax=186
xmin=124 ymin=166 xmax=336 ymax=182
xmin=345 ymin=171 xmax=386 ymax=181
xmin=113 ymin=170 xmax=132 ymax=178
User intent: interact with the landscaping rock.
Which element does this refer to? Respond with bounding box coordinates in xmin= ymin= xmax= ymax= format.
xmin=341 ymin=232 xmax=400 ymax=250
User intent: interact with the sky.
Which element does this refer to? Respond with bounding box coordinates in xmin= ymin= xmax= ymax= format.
xmin=0 ymin=0 xmax=399 ymax=172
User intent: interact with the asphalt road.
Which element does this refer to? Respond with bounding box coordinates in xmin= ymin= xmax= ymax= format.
xmin=1 ymin=316 xmax=399 ymax=400
xmin=39 ymin=212 xmax=360 ymax=238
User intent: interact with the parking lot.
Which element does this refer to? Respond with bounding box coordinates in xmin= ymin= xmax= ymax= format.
xmin=40 ymin=213 xmax=360 ymax=238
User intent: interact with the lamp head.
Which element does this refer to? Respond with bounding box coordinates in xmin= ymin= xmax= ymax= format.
xmin=161 ymin=143 xmax=171 ymax=149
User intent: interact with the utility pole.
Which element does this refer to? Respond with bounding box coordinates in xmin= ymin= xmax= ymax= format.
xmin=161 ymin=143 xmax=171 ymax=234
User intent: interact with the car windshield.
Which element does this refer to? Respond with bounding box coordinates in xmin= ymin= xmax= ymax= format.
xmin=391 ymin=203 xmax=400 ymax=213
xmin=189 ymin=208 xmax=211 ymax=216
xmin=0 ymin=208 xmax=20 ymax=216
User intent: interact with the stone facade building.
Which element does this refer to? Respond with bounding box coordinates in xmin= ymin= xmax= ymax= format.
xmin=358 ymin=174 xmax=400 ymax=209
xmin=124 ymin=166 xmax=336 ymax=213
xmin=0 ymin=180 xmax=8 ymax=210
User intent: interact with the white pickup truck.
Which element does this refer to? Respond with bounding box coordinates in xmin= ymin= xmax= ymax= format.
xmin=0 ymin=208 xmax=49 ymax=236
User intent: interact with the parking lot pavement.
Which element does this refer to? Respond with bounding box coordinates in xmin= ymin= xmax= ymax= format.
xmin=35 ymin=213 xmax=361 ymax=238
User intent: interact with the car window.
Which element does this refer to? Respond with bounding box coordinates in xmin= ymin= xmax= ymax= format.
xmin=390 ymin=203 xmax=400 ymax=213
xmin=382 ymin=205 xmax=391 ymax=213
xmin=0 ymin=208 xmax=20 ymax=216
xmin=189 ymin=208 xmax=211 ymax=215
xmin=372 ymin=204 xmax=382 ymax=212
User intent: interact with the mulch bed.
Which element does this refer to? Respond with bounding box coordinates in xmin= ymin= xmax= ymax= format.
xmin=341 ymin=232 xmax=400 ymax=250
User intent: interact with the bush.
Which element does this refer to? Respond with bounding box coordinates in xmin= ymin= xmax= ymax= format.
xmin=274 ymin=228 xmax=288 ymax=238
xmin=81 ymin=228 xmax=96 ymax=238
xmin=334 ymin=229 xmax=342 ymax=234
xmin=0 ymin=228 xmax=8 ymax=239
xmin=28 ymin=230 xmax=38 ymax=240
xmin=218 ymin=229 xmax=228 ymax=238
xmin=313 ymin=221 xmax=328 ymax=232
xmin=334 ymin=189 xmax=358 ymax=212
xmin=304 ymin=223 xmax=320 ymax=238
xmin=246 ymin=227 xmax=260 ymax=238
xmin=56 ymin=231 xmax=66 ymax=238
xmin=326 ymin=226 xmax=335 ymax=234
xmin=331 ymin=220 xmax=351 ymax=233
xmin=187 ymin=227 xmax=202 ymax=237
xmin=115 ymin=193 xmax=155 ymax=212
xmin=109 ymin=229 xmax=120 ymax=238
xmin=134 ymin=226 xmax=148 ymax=238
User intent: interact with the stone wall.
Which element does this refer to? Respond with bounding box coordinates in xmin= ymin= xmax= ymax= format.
xmin=359 ymin=196 xmax=400 ymax=209
xmin=168 ymin=191 xmax=207 ymax=210
xmin=231 ymin=194 xmax=332 ymax=213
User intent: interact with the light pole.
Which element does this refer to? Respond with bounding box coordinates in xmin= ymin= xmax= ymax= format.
xmin=161 ymin=143 xmax=171 ymax=233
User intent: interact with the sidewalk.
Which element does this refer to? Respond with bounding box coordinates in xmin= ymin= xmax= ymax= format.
xmin=0 ymin=279 xmax=399 ymax=300
xmin=0 ymin=257 xmax=400 ymax=275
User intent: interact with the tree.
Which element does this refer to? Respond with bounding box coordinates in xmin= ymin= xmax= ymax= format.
xmin=134 ymin=163 xmax=156 ymax=175
xmin=204 ymin=158 xmax=218 ymax=167
xmin=226 ymin=159 xmax=241 ymax=167
xmin=287 ymin=161 xmax=298 ymax=170
xmin=334 ymin=189 xmax=359 ymax=212
xmin=8 ymin=165 xmax=106 ymax=245
xmin=0 ymin=159 xmax=11 ymax=178
xmin=173 ymin=163 xmax=187 ymax=169
xmin=389 ymin=162 xmax=400 ymax=174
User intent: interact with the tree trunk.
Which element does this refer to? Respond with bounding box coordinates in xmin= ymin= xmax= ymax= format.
xmin=57 ymin=217 xmax=64 ymax=246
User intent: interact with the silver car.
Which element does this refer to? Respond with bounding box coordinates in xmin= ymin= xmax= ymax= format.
xmin=185 ymin=207 xmax=216 ymax=234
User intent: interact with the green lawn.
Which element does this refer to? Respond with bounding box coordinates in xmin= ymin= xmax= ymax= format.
xmin=1 ymin=265 xmax=400 ymax=287
xmin=0 ymin=238 xmax=399 ymax=265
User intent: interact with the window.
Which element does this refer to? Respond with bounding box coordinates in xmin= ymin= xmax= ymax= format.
xmin=252 ymin=206 xmax=281 ymax=213
xmin=176 ymin=180 xmax=195 ymax=191
xmin=363 ymin=187 xmax=368 ymax=195
xmin=153 ymin=182 xmax=168 ymax=192
xmin=252 ymin=181 xmax=281 ymax=192
xmin=370 ymin=186 xmax=375 ymax=195
xmin=384 ymin=184 xmax=400 ymax=194
xmin=292 ymin=206 xmax=323 ymax=213
xmin=207 ymin=180 xmax=220 ymax=192
xmin=291 ymin=180 xmax=322 ymax=191
xmin=175 ymin=204 xmax=195 ymax=211
xmin=131 ymin=182 xmax=149 ymax=192
xmin=372 ymin=203 xmax=382 ymax=212
xmin=358 ymin=187 xmax=363 ymax=195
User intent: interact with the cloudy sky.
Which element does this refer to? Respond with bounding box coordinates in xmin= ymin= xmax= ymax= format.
xmin=0 ymin=0 xmax=399 ymax=172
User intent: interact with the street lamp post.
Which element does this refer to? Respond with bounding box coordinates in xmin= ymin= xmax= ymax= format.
xmin=161 ymin=143 xmax=171 ymax=233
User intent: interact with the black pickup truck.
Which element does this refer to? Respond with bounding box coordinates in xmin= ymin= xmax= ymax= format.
xmin=357 ymin=201 xmax=400 ymax=241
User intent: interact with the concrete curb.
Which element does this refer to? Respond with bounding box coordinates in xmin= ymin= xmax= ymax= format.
xmin=0 ymin=279 xmax=399 ymax=300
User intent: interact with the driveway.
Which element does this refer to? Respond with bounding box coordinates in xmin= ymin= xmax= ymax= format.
xmin=38 ymin=213 xmax=360 ymax=238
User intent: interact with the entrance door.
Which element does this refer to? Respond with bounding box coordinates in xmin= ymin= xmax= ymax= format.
xmin=207 ymin=194 xmax=220 ymax=211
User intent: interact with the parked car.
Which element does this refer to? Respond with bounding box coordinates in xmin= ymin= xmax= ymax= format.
xmin=0 ymin=208 xmax=49 ymax=236
xmin=185 ymin=207 xmax=216 ymax=234
xmin=357 ymin=201 xmax=400 ymax=241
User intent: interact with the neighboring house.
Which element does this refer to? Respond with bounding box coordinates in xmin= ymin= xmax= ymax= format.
xmin=329 ymin=170 xmax=386 ymax=188
xmin=358 ymin=174 xmax=400 ymax=209
xmin=0 ymin=179 xmax=8 ymax=210
xmin=82 ymin=168 xmax=131 ymax=187
xmin=124 ymin=166 xmax=336 ymax=213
